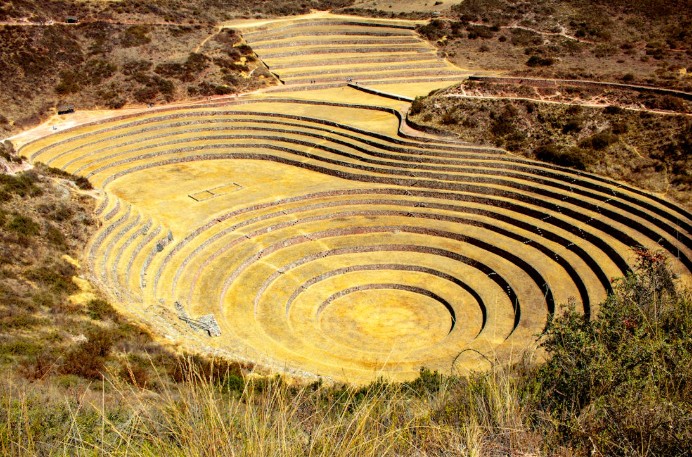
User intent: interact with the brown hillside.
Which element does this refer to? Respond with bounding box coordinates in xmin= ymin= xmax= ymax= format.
xmin=417 ymin=0 xmax=691 ymax=90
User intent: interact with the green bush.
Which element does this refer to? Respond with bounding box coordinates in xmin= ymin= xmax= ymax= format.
xmin=409 ymin=96 xmax=425 ymax=116
xmin=534 ymin=144 xmax=589 ymax=170
xmin=120 ymin=25 xmax=151 ymax=47
xmin=579 ymin=131 xmax=618 ymax=150
xmin=404 ymin=367 xmax=443 ymax=398
xmin=7 ymin=214 xmax=40 ymax=236
xmin=466 ymin=24 xmax=495 ymax=39
xmin=44 ymin=224 xmax=66 ymax=247
xmin=0 ymin=171 xmax=42 ymax=197
xmin=83 ymin=58 xmax=116 ymax=84
xmin=525 ymin=250 xmax=691 ymax=456
xmin=526 ymin=55 xmax=554 ymax=67
xmin=26 ymin=263 xmax=78 ymax=295
xmin=643 ymin=95 xmax=686 ymax=112
xmin=604 ymin=105 xmax=623 ymax=115
xmin=417 ymin=19 xmax=448 ymax=41
xmin=60 ymin=328 xmax=115 ymax=379
xmin=55 ymin=70 xmax=82 ymax=94
xmin=236 ymin=44 xmax=253 ymax=55
xmin=74 ymin=176 xmax=92 ymax=190
xmin=510 ymin=28 xmax=542 ymax=46
xmin=122 ymin=59 xmax=152 ymax=75
xmin=86 ymin=298 xmax=117 ymax=320
xmin=490 ymin=104 xmax=518 ymax=137
xmin=440 ymin=109 xmax=457 ymax=125
xmin=561 ymin=118 xmax=582 ymax=134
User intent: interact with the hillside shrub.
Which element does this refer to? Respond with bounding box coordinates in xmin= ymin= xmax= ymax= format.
xmin=26 ymin=263 xmax=78 ymax=295
xmin=120 ymin=25 xmax=151 ymax=47
xmin=643 ymin=95 xmax=686 ymax=112
xmin=409 ymin=96 xmax=425 ymax=116
xmin=441 ymin=109 xmax=457 ymax=125
xmin=75 ymin=176 xmax=92 ymax=190
xmin=44 ymin=224 xmax=66 ymax=247
xmin=510 ymin=28 xmax=542 ymax=46
xmin=0 ymin=141 xmax=18 ymax=162
xmin=466 ymin=24 xmax=495 ymax=39
xmin=156 ymin=53 xmax=209 ymax=82
xmin=561 ymin=118 xmax=582 ymax=134
xmin=7 ymin=214 xmax=40 ymax=236
xmin=60 ymin=328 xmax=114 ymax=379
xmin=55 ymin=70 xmax=82 ymax=94
xmin=579 ymin=131 xmax=618 ymax=150
xmin=236 ymin=44 xmax=253 ymax=56
xmin=525 ymin=250 xmax=691 ymax=456
xmin=86 ymin=298 xmax=117 ymax=320
xmin=526 ymin=55 xmax=554 ymax=67
xmin=0 ymin=171 xmax=42 ymax=197
xmin=534 ymin=144 xmax=589 ymax=170
xmin=490 ymin=104 xmax=518 ymax=137
xmin=417 ymin=19 xmax=448 ymax=41
xmin=122 ymin=60 xmax=152 ymax=75
xmin=604 ymin=105 xmax=623 ymax=115
xmin=83 ymin=59 xmax=116 ymax=84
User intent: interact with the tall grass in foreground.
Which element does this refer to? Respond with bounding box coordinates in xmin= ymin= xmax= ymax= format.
xmin=0 ymin=360 xmax=545 ymax=456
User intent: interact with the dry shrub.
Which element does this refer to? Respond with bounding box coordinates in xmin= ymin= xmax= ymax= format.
xmin=60 ymin=328 xmax=114 ymax=379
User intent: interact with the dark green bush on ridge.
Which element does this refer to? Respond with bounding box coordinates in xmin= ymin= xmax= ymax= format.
xmin=0 ymin=171 xmax=42 ymax=197
xmin=526 ymin=55 xmax=554 ymax=67
xmin=534 ymin=144 xmax=590 ymax=170
xmin=86 ymin=298 xmax=117 ymax=320
xmin=579 ymin=131 xmax=619 ymax=150
xmin=6 ymin=214 xmax=41 ymax=236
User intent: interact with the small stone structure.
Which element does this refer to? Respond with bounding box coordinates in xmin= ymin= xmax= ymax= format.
xmin=57 ymin=105 xmax=75 ymax=115
xmin=175 ymin=301 xmax=221 ymax=337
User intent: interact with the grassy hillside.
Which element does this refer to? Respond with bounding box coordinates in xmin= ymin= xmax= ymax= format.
xmin=417 ymin=0 xmax=691 ymax=89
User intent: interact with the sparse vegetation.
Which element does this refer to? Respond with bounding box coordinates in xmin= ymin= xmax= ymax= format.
xmin=416 ymin=0 xmax=690 ymax=90
xmin=409 ymin=87 xmax=692 ymax=207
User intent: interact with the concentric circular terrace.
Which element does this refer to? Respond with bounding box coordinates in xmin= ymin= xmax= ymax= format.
xmin=18 ymin=14 xmax=692 ymax=383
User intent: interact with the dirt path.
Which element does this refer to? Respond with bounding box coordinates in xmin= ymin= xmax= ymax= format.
xmin=194 ymin=25 xmax=222 ymax=53
xmin=503 ymin=23 xmax=594 ymax=44
xmin=443 ymin=93 xmax=692 ymax=116
xmin=0 ymin=18 xmax=206 ymax=27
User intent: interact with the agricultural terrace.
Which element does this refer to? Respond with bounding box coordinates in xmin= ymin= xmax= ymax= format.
xmin=17 ymin=13 xmax=692 ymax=384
